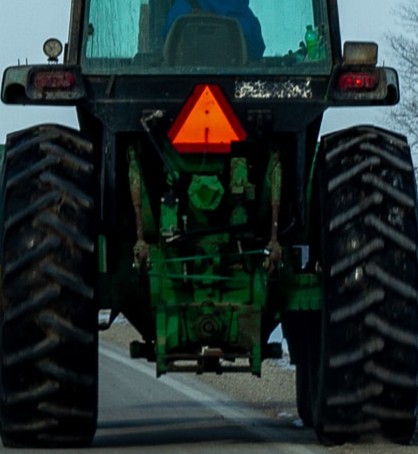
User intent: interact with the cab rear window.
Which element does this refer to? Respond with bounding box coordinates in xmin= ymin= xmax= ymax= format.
xmin=82 ymin=0 xmax=332 ymax=76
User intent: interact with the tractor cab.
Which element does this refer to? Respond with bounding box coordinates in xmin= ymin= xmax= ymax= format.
xmin=81 ymin=0 xmax=332 ymax=75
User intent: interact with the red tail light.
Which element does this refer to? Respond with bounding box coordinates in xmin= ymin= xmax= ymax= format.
xmin=33 ymin=71 xmax=76 ymax=90
xmin=339 ymin=72 xmax=378 ymax=91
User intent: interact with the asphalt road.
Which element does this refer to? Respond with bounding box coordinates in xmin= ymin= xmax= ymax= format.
xmin=93 ymin=343 xmax=327 ymax=454
xmin=1 ymin=341 xmax=416 ymax=454
xmin=0 ymin=341 xmax=328 ymax=454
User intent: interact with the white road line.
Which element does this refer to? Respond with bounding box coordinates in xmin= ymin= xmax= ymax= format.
xmin=99 ymin=344 xmax=327 ymax=454
xmin=100 ymin=344 xmax=258 ymax=421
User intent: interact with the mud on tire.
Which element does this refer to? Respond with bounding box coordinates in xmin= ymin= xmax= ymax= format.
xmin=0 ymin=125 xmax=98 ymax=448
xmin=314 ymin=126 xmax=418 ymax=444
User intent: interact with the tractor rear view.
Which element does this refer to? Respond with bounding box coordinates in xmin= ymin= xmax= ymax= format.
xmin=1 ymin=0 xmax=417 ymax=448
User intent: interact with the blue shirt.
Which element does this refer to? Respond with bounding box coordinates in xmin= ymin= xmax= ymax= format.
xmin=163 ymin=0 xmax=265 ymax=60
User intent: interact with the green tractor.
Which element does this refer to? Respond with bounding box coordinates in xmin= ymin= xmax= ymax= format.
xmin=1 ymin=0 xmax=417 ymax=448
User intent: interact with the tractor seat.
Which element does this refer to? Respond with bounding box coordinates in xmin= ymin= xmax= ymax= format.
xmin=163 ymin=13 xmax=248 ymax=67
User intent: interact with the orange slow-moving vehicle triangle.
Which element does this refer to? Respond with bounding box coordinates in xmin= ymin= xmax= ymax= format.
xmin=168 ymin=84 xmax=247 ymax=153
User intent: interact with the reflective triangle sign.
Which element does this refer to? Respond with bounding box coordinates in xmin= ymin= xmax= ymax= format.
xmin=168 ymin=84 xmax=247 ymax=153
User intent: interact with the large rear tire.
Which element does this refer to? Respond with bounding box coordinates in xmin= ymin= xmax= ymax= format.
xmin=314 ymin=126 xmax=418 ymax=444
xmin=0 ymin=125 xmax=98 ymax=448
xmin=294 ymin=312 xmax=321 ymax=428
xmin=296 ymin=362 xmax=313 ymax=427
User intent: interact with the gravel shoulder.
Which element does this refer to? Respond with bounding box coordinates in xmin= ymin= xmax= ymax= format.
xmin=100 ymin=320 xmax=418 ymax=454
